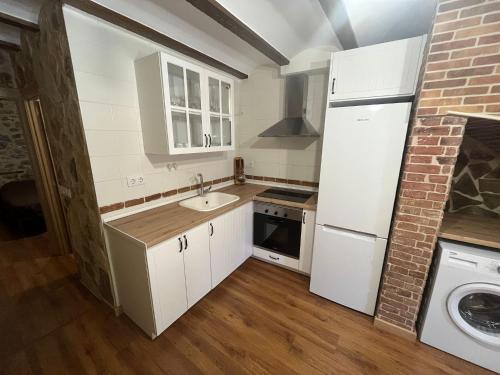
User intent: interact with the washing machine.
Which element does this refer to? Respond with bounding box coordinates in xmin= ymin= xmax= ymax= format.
xmin=419 ymin=240 xmax=500 ymax=373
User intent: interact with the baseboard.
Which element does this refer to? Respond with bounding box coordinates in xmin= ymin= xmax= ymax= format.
xmin=374 ymin=317 xmax=417 ymax=341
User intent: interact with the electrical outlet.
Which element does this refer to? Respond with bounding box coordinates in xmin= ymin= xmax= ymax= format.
xmin=126 ymin=175 xmax=144 ymax=187
xmin=247 ymin=160 xmax=255 ymax=169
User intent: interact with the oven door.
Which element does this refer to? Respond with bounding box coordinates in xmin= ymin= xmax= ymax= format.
xmin=253 ymin=213 xmax=302 ymax=258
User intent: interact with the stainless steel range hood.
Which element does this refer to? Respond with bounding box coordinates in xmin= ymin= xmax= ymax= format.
xmin=258 ymin=74 xmax=320 ymax=137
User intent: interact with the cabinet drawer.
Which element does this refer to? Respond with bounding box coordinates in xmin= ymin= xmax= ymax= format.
xmin=253 ymin=247 xmax=299 ymax=270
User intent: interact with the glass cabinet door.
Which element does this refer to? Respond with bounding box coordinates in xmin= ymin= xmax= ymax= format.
xmin=166 ymin=59 xmax=206 ymax=153
xmin=171 ymin=111 xmax=189 ymax=148
xmin=209 ymin=77 xmax=220 ymax=113
xmin=168 ymin=63 xmax=185 ymax=107
xmin=221 ymin=81 xmax=231 ymax=115
xmin=207 ymin=74 xmax=233 ymax=150
xmin=189 ymin=113 xmax=204 ymax=147
xmin=210 ymin=116 xmax=221 ymax=147
xmin=186 ymin=69 xmax=201 ymax=110
xmin=222 ymin=117 xmax=232 ymax=146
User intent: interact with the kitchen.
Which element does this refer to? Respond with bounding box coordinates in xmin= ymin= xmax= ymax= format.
xmin=0 ymin=0 xmax=499 ymax=373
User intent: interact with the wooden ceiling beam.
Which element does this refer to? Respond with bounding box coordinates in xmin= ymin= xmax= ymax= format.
xmin=63 ymin=0 xmax=248 ymax=79
xmin=0 ymin=40 xmax=20 ymax=52
xmin=184 ymin=0 xmax=289 ymax=66
xmin=0 ymin=12 xmax=39 ymax=32
xmin=318 ymin=0 xmax=358 ymax=50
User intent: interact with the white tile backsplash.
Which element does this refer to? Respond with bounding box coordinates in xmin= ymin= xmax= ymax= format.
xmin=95 ymin=179 xmax=123 ymax=206
xmin=237 ymin=66 xmax=326 ymax=182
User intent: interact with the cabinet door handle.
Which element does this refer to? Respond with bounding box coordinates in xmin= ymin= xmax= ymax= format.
xmin=269 ymin=255 xmax=279 ymax=261
xmin=183 ymin=235 xmax=188 ymax=250
xmin=178 ymin=237 xmax=183 ymax=252
xmin=210 ymin=223 xmax=214 ymax=236
xmin=204 ymin=134 xmax=208 ymax=147
xmin=331 ymin=78 xmax=336 ymax=94
xmin=302 ymin=211 xmax=306 ymax=224
xmin=208 ymin=134 xmax=212 ymax=147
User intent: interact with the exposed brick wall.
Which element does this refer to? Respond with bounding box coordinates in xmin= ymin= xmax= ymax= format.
xmin=376 ymin=0 xmax=500 ymax=333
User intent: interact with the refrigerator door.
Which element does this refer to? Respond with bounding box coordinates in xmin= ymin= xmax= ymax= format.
xmin=316 ymin=103 xmax=411 ymax=238
xmin=309 ymin=225 xmax=388 ymax=315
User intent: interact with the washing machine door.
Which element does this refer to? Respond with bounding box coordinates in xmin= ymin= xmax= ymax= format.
xmin=447 ymin=283 xmax=500 ymax=347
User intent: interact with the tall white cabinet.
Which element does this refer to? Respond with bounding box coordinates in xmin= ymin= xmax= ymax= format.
xmin=135 ymin=53 xmax=235 ymax=155
xmin=329 ymin=35 xmax=426 ymax=102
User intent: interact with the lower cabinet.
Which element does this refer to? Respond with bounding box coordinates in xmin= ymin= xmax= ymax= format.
xmin=106 ymin=201 xmax=253 ymax=339
xmin=182 ymin=225 xmax=211 ymax=308
xmin=147 ymin=233 xmax=189 ymax=335
xmin=209 ymin=202 xmax=253 ymax=287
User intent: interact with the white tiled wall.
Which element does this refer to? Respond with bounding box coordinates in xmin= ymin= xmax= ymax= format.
xmin=64 ymin=7 xmax=236 ymax=207
xmin=237 ymin=66 xmax=327 ymax=182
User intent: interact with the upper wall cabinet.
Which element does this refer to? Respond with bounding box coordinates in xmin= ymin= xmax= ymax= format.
xmin=329 ymin=35 xmax=427 ymax=102
xmin=135 ymin=53 xmax=235 ymax=155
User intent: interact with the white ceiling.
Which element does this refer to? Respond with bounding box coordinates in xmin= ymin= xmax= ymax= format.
xmin=0 ymin=0 xmax=437 ymax=72
xmin=343 ymin=0 xmax=437 ymax=47
xmin=215 ymin=0 xmax=342 ymax=58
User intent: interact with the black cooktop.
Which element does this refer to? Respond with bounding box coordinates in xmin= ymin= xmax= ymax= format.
xmin=256 ymin=187 xmax=314 ymax=203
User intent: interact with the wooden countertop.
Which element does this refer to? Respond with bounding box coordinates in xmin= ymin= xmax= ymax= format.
xmin=106 ymin=183 xmax=317 ymax=248
xmin=439 ymin=212 xmax=500 ymax=250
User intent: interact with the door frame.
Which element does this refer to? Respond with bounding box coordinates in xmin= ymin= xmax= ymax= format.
xmin=0 ymin=87 xmax=71 ymax=254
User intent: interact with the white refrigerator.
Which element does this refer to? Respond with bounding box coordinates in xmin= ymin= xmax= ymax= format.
xmin=309 ymin=103 xmax=411 ymax=315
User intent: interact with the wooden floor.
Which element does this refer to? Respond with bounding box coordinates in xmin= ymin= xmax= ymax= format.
xmin=0 ymin=235 xmax=493 ymax=374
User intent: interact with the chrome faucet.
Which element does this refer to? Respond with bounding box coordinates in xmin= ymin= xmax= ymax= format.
xmin=197 ymin=173 xmax=212 ymax=196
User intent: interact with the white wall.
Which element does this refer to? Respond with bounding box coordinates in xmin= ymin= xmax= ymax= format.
xmin=238 ymin=66 xmax=328 ymax=183
xmin=63 ymin=7 xmax=236 ymax=208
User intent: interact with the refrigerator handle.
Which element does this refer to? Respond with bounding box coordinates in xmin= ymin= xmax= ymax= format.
xmin=331 ymin=78 xmax=336 ymax=94
xmin=321 ymin=224 xmax=378 ymax=242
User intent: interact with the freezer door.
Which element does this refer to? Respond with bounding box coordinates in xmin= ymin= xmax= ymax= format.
xmin=316 ymin=103 xmax=411 ymax=238
xmin=309 ymin=225 xmax=388 ymax=315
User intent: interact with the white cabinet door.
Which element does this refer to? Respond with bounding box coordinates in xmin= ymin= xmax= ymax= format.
xmin=309 ymin=225 xmax=387 ymax=315
xmin=316 ymin=103 xmax=410 ymax=238
xmin=299 ymin=209 xmax=316 ymax=275
xmin=136 ymin=52 xmax=235 ymax=155
xmin=230 ymin=202 xmax=253 ymax=270
xmin=183 ymin=224 xmax=212 ymax=308
xmin=162 ymin=54 xmax=208 ymax=155
xmin=147 ymin=235 xmax=188 ymax=334
xmin=329 ymin=35 xmax=426 ymax=102
xmin=209 ymin=203 xmax=252 ymax=286
xmin=209 ymin=211 xmax=232 ymax=287
xmin=206 ymin=71 xmax=235 ymax=151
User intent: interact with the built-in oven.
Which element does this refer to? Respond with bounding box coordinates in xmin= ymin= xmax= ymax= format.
xmin=253 ymin=202 xmax=303 ymax=258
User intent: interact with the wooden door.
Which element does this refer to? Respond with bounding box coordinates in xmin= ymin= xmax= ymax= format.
xmin=22 ymin=99 xmax=71 ymax=254
xmin=183 ymin=223 xmax=212 ymax=308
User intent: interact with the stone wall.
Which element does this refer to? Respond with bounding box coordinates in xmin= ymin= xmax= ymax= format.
xmin=0 ymin=99 xmax=33 ymax=187
xmin=449 ymin=135 xmax=500 ymax=217
xmin=13 ymin=0 xmax=115 ymax=306
xmin=0 ymin=50 xmax=33 ymax=187
xmin=376 ymin=0 xmax=500 ymax=334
